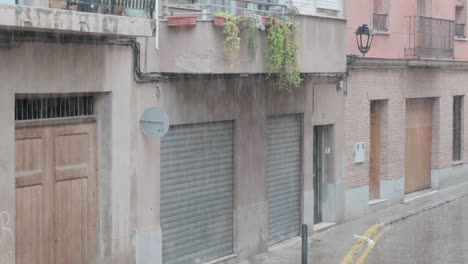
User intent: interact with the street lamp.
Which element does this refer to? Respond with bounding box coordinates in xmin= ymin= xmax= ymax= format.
xmin=355 ymin=24 xmax=374 ymax=57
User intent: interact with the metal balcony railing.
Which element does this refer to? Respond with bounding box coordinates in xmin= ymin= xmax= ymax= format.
xmin=373 ymin=13 xmax=388 ymax=32
xmin=456 ymin=22 xmax=466 ymax=38
xmin=65 ymin=0 xmax=155 ymax=16
xmin=162 ymin=0 xmax=290 ymax=19
xmin=405 ymin=16 xmax=455 ymax=59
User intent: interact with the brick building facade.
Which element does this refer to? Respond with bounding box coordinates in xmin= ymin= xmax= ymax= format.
xmin=344 ymin=0 xmax=468 ymax=220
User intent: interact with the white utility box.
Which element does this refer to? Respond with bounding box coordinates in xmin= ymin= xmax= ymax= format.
xmin=354 ymin=142 xmax=365 ymax=163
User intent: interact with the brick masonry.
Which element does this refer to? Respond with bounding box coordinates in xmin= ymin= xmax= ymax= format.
xmin=345 ymin=67 xmax=468 ymax=190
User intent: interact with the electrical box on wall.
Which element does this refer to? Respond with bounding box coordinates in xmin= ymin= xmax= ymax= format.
xmin=354 ymin=142 xmax=365 ymax=163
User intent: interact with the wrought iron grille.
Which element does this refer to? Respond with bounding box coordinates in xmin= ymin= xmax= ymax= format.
xmin=456 ymin=22 xmax=466 ymax=38
xmin=15 ymin=96 xmax=94 ymax=121
xmin=373 ymin=13 xmax=388 ymax=32
xmin=66 ymin=0 xmax=155 ymax=16
xmin=405 ymin=16 xmax=455 ymax=59
xmin=163 ymin=0 xmax=288 ymax=18
xmin=453 ymin=96 xmax=463 ymax=161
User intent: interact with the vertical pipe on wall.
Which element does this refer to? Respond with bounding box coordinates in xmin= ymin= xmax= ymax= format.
xmin=155 ymin=0 xmax=159 ymax=50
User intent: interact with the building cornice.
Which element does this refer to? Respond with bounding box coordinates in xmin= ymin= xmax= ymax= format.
xmin=348 ymin=56 xmax=468 ymax=70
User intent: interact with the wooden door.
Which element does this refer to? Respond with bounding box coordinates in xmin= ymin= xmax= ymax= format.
xmin=369 ymin=102 xmax=381 ymax=200
xmin=405 ymin=99 xmax=432 ymax=193
xmin=15 ymin=122 xmax=97 ymax=264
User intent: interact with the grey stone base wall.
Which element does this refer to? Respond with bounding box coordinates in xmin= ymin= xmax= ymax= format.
xmin=431 ymin=164 xmax=468 ymax=189
xmin=345 ymin=185 xmax=369 ymax=221
xmin=380 ymin=177 xmax=404 ymax=204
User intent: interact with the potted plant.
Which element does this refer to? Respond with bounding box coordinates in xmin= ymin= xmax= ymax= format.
xmin=214 ymin=15 xmax=226 ymax=26
xmin=241 ymin=13 xmax=265 ymax=60
xmin=214 ymin=12 xmax=241 ymax=62
xmin=261 ymin=16 xmax=272 ymax=27
xmin=167 ymin=15 xmax=198 ymax=27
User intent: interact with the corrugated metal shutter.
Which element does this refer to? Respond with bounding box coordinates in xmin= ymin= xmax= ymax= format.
xmin=267 ymin=115 xmax=302 ymax=246
xmin=161 ymin=121 xmax=234 ymax=264
xmin=316 ymin=0 xmax=342 ymax=11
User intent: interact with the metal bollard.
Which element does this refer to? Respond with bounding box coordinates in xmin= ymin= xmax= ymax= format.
xmin=301 ymin=224 xmax=308 ymax=264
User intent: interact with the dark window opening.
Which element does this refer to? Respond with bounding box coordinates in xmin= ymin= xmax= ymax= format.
xmin=453 ymin=95 xmax=463 ymax=161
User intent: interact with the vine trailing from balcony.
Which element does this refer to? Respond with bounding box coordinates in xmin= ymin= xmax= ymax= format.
xmin=216 ymin=12 xmax=241 ymax=64
xmin=215 ymin=4 xmax=301 ymax=90
xmin=242 ymin=12 xmax=264 ymax=60
xmin=265 ymin=18 xmax=301 ymax=91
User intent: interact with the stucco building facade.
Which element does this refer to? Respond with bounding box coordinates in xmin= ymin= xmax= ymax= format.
xmin=0 ymin=0 xmax=347 ymax=264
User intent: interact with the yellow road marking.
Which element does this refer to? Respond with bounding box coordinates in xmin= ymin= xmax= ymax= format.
xmin=355 ymin=226 xmax=392 ymax=264
xmin=340 ymin=223 xmax=382 ymax=264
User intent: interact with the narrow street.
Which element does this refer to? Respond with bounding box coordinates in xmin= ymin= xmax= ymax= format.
xmin=241 ymin=182 xmax=468 ymax=264
xmin=366 ymin=196 xmax=468 ymax=264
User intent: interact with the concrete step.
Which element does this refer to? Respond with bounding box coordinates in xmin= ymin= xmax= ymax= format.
xmin=368 ymin=199 xmax=389 ymax=213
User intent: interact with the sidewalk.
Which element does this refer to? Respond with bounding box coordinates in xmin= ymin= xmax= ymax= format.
xmin=240 ymin=179 xmax=468 ymax=264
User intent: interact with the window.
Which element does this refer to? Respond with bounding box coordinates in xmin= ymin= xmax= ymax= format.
xmin=373 ymin=0 xmax=389 ymax=31
xmin=455 ymin=0 xmax=466 ymax=38
xmin=453 ymin=96 xmax=463 ymax=161
xmin=316 ymin=0 xmax=342 ymax=13
xmin=15 ymin=96 xmax=94 ymax=121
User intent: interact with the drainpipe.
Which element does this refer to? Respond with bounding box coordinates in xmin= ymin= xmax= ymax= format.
xmin=155 ymin=0 xmax=159 ymax=50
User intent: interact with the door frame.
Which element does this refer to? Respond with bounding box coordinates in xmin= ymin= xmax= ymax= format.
xmin=313 ymin=124 xmax=334 ymax=224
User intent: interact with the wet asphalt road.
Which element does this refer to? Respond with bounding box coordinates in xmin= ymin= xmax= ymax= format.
xmin=366 ymin=196 xmax=468 ymax=264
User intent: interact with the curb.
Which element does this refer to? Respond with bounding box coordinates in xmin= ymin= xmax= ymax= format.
xmin=381 ymin=191 xmax=468 ymax=226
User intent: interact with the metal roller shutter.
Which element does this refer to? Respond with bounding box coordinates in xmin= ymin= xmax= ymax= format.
xmin=267 ymin=114 xmax=302 ymax=246
xmin=161 ymin=121 xmax=234 ymax=264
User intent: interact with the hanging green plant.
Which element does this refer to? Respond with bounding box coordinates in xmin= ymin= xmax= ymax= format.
xmin=246 ymin=17 xmax=259 ymax=60
xmin=239 ymin=12 xmax=265 ymax=60
xmin=265 ymin=18 xmax=302 ymax=91
xmin=216 ymin=11 xmax=241 ymax=63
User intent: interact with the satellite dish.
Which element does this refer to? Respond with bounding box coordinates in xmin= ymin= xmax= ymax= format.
xmin=140 ymin=107 xmax=170 ymax=139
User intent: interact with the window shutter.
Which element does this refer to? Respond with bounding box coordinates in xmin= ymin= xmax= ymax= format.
xmin=316 ymin=0 xmax=342 ymax=11
xmin=292 ymin=0 xmax=316 ymax=15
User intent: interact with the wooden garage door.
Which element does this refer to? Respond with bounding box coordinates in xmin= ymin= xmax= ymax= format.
xmin=405 ymin=98 xmax=432 ymax=193
xmin=15 ymin=122 xmax=97 ymax=264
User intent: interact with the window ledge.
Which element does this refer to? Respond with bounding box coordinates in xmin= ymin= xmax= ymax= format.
xmin=296 ymin=13 xmax=346 ymax=21
xmin=453 ymin=160 xmax=465 ymax=166
xmin=373 ymin=30 xmax=390 ymax=35
xmin=455 ymin=37 xmax=467 ymax=41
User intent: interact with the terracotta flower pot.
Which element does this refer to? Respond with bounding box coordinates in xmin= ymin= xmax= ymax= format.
xmin=113 ymin=6 xmax=123 ymax=15
xmin=214 ymin=16 xmax=226 ymax=26
xmin=167 ymin=15 xmax=198 ymax=27
xmin=261 ymin=16 xmax=272 ymax=27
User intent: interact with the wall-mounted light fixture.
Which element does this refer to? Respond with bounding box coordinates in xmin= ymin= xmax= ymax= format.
xmin=355 ymin=24 xmax=374 ymax=57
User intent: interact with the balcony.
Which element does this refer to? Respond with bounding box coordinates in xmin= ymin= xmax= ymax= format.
xmin=0 ymin=0 xmax=155 ymax=37
xmin=373 ymin=13 xmax=388 ymax=32
xmin=405 ymin=16 xmax=455 ymax=59
xmin=456 ymin=22 xmax=465 ymax=38
xmin=162 ymin=0 xmax=289 ymax=19
xmin=149 ymin=0 xmax=346 ymax=74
